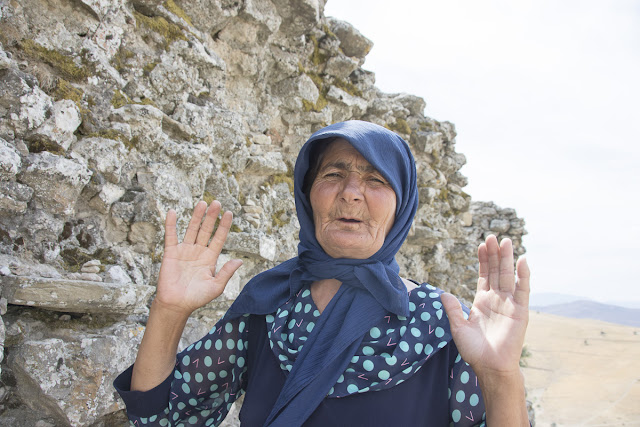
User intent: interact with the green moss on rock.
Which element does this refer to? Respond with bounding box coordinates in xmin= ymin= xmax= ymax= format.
xmin=419 ymin=120 xmax=434 ymax=132
xmin=333 ymin=78 xmax=362 ymax=98
xmin=112 ymin=48 xmax=135 ymax=72
xmin=271 ymin=209 xmax=288 ymax=228
xmin=202 ymin=191 xmax=215 ymax=205
xmin=26 ymin=139 xmax=65 ymax=154
xmin=143 ymin=61 xmax=159 ymax=75
xmin=51 ymin=78 xmax=84 ymax=108
xmin=270 ymin=174 xmax=294 ymax=193
xmin=111 ymin=89 xmax=131 ymax=109
xmin=309 ymin=34 xmax=328 ymax=66
xmin=111 ymin=90 xmax=156 ymax=110
xmin=61 ymin=247 xmax=115 ymax=273
xmin=164 ymin=0 xmax=194 ymax=26
xmin=85 ymin=129 xmax=139 ymax=151
xmin=20 ymin=39 xmax=90 ymax=82
xmin=134 ymin=11 xmax=187 ymax=48
xmin=386 ymin=118 xmax=412 ymax=136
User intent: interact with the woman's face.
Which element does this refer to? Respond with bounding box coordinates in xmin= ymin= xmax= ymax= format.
xmin=309 ymin=139 xmax=397 ymax=259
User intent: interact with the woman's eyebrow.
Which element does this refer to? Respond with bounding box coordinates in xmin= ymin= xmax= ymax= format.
xmin=320 ymin=161 xmax=377 ymax=173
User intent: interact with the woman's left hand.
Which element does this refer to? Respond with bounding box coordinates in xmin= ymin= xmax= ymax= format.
xmin=441 ymin=235 xmax=530 ymax=378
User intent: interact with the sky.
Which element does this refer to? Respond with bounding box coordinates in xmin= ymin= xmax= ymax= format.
xmin=324 ymin=0 xmax=640 ymax=307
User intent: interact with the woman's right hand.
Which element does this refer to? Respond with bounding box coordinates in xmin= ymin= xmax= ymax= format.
xmin=154 ymin=200 xmax=243 ymax=316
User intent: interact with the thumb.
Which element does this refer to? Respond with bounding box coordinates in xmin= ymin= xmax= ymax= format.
xmin=215 ymin=259 xmax=243 ymax=285
xmin=440 ymin=292 xmax=467 ymax=332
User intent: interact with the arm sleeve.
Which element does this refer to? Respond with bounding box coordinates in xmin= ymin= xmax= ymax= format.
xmin=113 ymin=313 xmax=251 ymax=426
xmin=448 ymin=347 xmax=487 ymax=427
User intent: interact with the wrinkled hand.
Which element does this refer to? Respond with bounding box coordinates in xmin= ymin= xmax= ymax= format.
xmin=441 ymin=235 xmax=530 ymax=378
xmin=155 ymin=200 xmax=242 ymax=316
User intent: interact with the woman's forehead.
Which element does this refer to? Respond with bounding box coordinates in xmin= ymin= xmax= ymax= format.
xmin=319 ymin=138 xmax=378 ymax=171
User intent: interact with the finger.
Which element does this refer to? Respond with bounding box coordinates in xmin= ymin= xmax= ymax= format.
xmin=514 ymin=256 xmax=531 ymax=306
xmin=498 ymin=238 xmax=515 ymax=293
xmin=441 ymin=293 xmax=467 ymax=333
xmin=485 ymin=234 xmax=500 ymax=291
xmin=477 ymin=242 xmax=489 ymax=292
xmin=183 ymin=201 xmax=207 ymax=244
xmin=214 ymin=259 xmax=243 ymax=285
xmin=164 ymin=209 xmax=178 ymax=249
xmin=196 ymin=200 xmax=222 ymax=246
xmin=208 ymin=210 xmax=233 ymax=254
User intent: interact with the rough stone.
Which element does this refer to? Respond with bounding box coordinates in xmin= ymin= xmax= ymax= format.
xmin=27 ymin=100 xmax=81 ymax=152
xmin=0 ymin=275 xmax=153 ymax=314
xmin=326 ymin=17 xmax=373 ymax=59
xmin=70 ymin=137 xmax=130 ymax=185
xmin=19 ymin=152 xmax=92 ymax=216
xmin=225 ymin=232 xmax=278 ymax=262
xmin=490 ymin=218 xmax=511 ymax=233
xmin=106 ymin=265 xmax=132 ymax=284
xmin=326 ymin=85 xmax=367 ymax=114
xmin=0 ymin=137 xmax=22 ymax=179
xmin=7 ymin=320 xmax=146 ymax=426
xmin=0 ymin=181 xmax=34 ymax=214
xmin=324 ymin=54 xmax=360 ymax=79
xmin=244 ymin=151 xmax=289 ymax=175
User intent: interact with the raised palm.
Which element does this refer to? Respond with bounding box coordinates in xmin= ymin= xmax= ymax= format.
xmin=155 ymin=201 xmax=243 ymax=315
xmin=442 ymin=235 xmax=530 ymax=377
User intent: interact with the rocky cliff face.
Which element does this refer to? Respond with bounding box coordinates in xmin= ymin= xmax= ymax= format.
xmin=0 ymin=0 xmax=526 ymax=424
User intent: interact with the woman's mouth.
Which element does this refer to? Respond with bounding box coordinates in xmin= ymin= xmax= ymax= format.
xmin=339 ymin=218 xmax=362 ymax=223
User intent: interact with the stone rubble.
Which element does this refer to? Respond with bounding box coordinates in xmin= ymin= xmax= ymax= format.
xmin=0 ymin=0 xmax=528 ymax=425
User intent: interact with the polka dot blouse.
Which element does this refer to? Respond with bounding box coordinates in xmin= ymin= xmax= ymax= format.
xmin=114 ymin=283 xmax=487 ymax=426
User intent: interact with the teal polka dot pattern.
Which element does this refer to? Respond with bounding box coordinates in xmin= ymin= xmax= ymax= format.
xmin=362 ymin=346 xmax=374 ymax=356
xmin=121 ymin=282 xmax=484 ymax=427
xmin=265 ymin=282 xmax=461 ymax=399
xmin=470 ymin=393 xmax=479 ymax=406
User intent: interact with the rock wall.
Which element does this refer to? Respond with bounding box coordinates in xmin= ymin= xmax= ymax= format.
xmin=0 ymin=0 xmax=527 ymax=424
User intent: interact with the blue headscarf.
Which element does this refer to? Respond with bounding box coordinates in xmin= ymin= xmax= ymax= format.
xmin=225 ymin=120 xmax=419 ymax=426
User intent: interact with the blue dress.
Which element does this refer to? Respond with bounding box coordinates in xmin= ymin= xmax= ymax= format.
xmin=114 ymin=283 xmax=486 ymax=426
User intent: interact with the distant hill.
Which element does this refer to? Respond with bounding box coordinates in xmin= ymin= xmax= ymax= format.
xmin=530 ymin=300 xmax=640 ymax=327
xmin=529 ymin=292 xmax=592 ymax=307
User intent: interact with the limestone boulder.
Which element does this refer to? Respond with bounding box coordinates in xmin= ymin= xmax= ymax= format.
xmin=7 ymin=321 xmax=146 ymax=426
xmin=27 ymin=99 xmax=81 ymax=152
xmin=0 ymin=181 xmax=34 ymax=215
xmin=225 ymin=231 xmax=278 ymax=262
xmin=0 ymin=68 xmax=52 ymax=139
xmin=324 ymin=54 xmax=360 ymax=79
xmin=18 ymin=152 xmax=92 ymax=216
xmin=71 ymin=136 xmax=131 ymax=184
xmin=326 ymin=17 xmax=373 ymax=59
xmin=0 ymin=275 xmax=154 ymax=315
xmin=272 ymin=0 xmax=322 ymax=36
xmin=0 ymin=137 xmax=22 ymax=179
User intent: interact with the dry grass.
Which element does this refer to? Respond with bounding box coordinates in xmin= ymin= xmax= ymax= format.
xmin=522 ymin=311 xmax=640 ymax=426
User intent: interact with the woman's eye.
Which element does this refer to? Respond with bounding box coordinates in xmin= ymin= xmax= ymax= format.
xmin=368 ymin=177 xmax=386 ymax=184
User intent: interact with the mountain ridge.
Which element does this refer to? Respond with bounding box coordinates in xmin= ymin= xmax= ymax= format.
xmin=530 ymin=300 xmax=640 ymax=327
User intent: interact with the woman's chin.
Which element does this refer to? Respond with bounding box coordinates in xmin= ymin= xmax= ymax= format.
xmin=320 ymin=236 xmax=382 ymax=259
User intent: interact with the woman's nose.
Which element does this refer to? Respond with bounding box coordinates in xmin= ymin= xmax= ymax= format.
xmin=340 ymin=174 xmax=364 ymax=202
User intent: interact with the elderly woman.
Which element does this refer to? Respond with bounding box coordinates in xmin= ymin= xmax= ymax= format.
xmin=114 ymin=121 xmax=530 ymax=426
